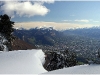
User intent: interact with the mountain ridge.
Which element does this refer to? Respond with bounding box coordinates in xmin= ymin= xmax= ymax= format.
xmin=11 ymin=37 xmax=37 ymax=50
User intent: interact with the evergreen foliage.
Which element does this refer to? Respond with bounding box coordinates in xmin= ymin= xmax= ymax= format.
xmin=0 ymin=14 xmax=15 ymax=51
xmin=0 ymin=14 xmax=14 ymax=43
xmin=44 ymin=50 xmax=77 ymax=71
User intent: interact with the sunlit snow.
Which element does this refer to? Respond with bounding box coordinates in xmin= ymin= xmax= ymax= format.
xmin=44 ymin=64 xmax=100 ymax=74
xmin=0 ymin=49 xmax=47 ymax=74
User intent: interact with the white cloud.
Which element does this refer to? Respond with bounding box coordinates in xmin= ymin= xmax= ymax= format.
xmin=1 ymin=1 xmax=54 ymax=17
xmin=0 ymin=1 xmax=3 ymax=5
xmin=89 ymin=19 xmax=99 ymax=23
xmin=62 ymin=20 xmax=72 ymax=22
xmin=93 ymin=21 xmax=99 ymax=22
xmin=14 ymin=21 xmax=98 ymax=30
xmin=34 ymin=0 xmax=55 ymax=4
xmin=75 ymin=19 xmax=89 ymax=23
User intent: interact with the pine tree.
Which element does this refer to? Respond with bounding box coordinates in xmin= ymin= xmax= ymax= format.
xmin=0 ymin=14 xmax=15 ymax=50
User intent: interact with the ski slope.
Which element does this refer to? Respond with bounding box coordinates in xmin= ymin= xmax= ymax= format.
xmin=0 ymin=49 xmax=47 ymax=74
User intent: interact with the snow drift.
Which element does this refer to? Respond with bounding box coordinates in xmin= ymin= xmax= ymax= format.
xmin=1 ymin=49 xmax=100 ymax=74
xmin=44 ymin=64 xmax=100 ymax=74
xmin=0 ymin=49 xmax=47 ymax=74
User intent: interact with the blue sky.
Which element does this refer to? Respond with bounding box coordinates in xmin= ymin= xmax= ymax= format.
xmin=1 ymin=1 xmax=100 ymax=30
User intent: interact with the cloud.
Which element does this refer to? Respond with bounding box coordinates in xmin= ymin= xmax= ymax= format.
xmin=14 ymin=21 xmax=98 ymax=30
xmin=93 ymin=21 xmax=99 ymax=22
xmin=34 ymin=0 xmax=55 ymax=4
xmin=0 ymin=1 xmax=3 ymax=5
xmin=89 ymin=19 xmax=99 ymax=23
xmin=62 ymin=20 xmax=72 ymax=22
xmin=1 ymin=1 xmax=54 ymax=17
xmin=75 ymin=19 xmax=89 ymax=23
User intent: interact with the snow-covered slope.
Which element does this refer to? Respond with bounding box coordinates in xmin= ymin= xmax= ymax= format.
xmin=0 ymin=49 xmax=47 ymax=74
xmin=44 ymin=64 xmax=100 ymax=74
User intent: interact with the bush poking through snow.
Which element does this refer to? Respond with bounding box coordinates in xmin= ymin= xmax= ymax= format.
xmin=0 ymin=33 xmax=8 ymax=51
xmin=44 ymin=50 xmax=77 ymax=71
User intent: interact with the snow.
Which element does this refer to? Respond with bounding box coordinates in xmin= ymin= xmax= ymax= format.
xmin=1 ymin=49 xmax=100 ymax=74
xmin=0 ymin=49 xmax=47 ymax=74
xmin=0 ymin=33 xmax=8 ymax=51
xmin=44 ymin=64 xmax=100 ymax=74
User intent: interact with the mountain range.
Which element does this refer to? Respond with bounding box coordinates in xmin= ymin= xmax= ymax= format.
xmin=13 ymin=27 xmax=100 ymax=61
xmin=13 ymin=27 xmax=100 ymax=47
xmin=13 ymin=27 xmax=63 ymax=46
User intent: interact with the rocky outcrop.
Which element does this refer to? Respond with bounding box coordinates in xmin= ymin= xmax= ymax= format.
xmin=44 ymin=50 xmax=77 ymax=71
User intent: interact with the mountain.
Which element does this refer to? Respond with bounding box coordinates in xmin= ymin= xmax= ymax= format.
xmin=13 ymin=27 xmax=63 ymax=46
xmin=14 ymin=27 xmax=100 ymax=47
xmin=13 ymin=27 xmax=100 ymax=63
xmin=63 ymin=27 xmax=100 ymax=39
xmin=11 ymin=38 xmax=37 ymax=50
